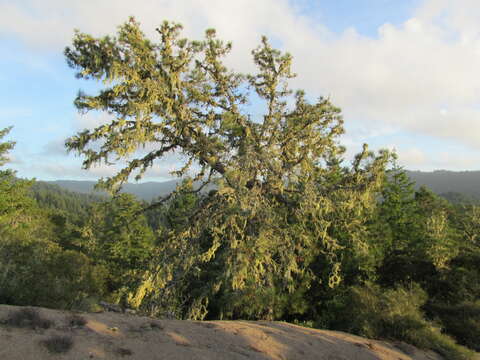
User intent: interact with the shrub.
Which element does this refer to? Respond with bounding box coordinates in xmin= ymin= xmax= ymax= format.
xmin=5 ymin=308 xmax=53 ymax=330
xmin=331 ymin=283 xmax=474 ymax=360
xmin=116 ymin=347 xmax=133 ymax=356
xmin=414 ymin=327 xmax=474 ymax=360
xmin=430 ymin=301 xmax=480 ymax=351
xmin=66 ymin=314 xmax=87 ymax=327
xmin=0 ymin=233 xmax=107 ymax=309
xmin=41 ymin=335 xmax=73 ymax=354
xmin=74 ymin=296 xmax=105 ymax=313
xmin=148 ymin=321 xmax=163 ymax=330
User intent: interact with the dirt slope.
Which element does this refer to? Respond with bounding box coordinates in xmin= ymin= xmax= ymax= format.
xmin=0 ymin=304 xmax=445 ymax=360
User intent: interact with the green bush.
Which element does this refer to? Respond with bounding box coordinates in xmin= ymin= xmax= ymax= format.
xmin=430 ymin=301 xmax=480 ymax=351
xmin=0 ymin=232 xmax=106 ymax=309
xmin=415 ymin=328 xmax=475 ymax=360
xmin=331 ymin=283 xmax=474 ymax=360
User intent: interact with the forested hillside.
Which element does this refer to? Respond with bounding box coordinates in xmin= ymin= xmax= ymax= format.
xmin=407 ymin=170 xmax=480 ymax=202
xmin=45 ymin=180 xmax=179 ymax=201
xmin=45 ymin=170 xmax=480 ymax=203
xmin=1 ymin=19 xmax=479 ymax=360
xmin=31 ymin=182 xmax=105 ymax=222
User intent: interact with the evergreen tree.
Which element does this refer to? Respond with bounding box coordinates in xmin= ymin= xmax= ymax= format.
xmin=378 ymin=160 xmax=418 ymax=253
xmin=31 ymin=181 xmax=104 ymax=225
xmin=80 ymin=193 xmax=155 ymax=303
xmin=0 ymin=127 xmax=35 ymax=229
xmin=0 ymin=127 xmax=106 ymax=309
xmin=65 ymin=19 xmax=390 ymax=318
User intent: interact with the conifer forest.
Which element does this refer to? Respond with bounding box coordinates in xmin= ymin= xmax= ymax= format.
xmin=1 ymin=19 xmax=479 ymax=360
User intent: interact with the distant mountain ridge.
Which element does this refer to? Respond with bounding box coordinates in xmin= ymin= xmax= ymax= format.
xmin=406 ymin=170 xmax=480 ymax=201
xmin=43 ymin=170 xmax=480 ymax=202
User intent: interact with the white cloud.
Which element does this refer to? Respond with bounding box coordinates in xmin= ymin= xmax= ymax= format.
xmin=432 ymin=150 xmax=480 ymax=170
xmin=26 ymin=161 xmax=118 ymax=180
xmin=296 ymin=2 xmax=480 ymax=151
xmin=5 ymin=153 xmax=23 ymax=165
xmin=395 ymin=145 xmax=480 ymax=171
xmin=75 ymin=112 xmax=112 ymax=130
xmin=19 ymin=154 xmax=182 ymax=181
xmin=42 ymin=138 xmax=68 ymax=156
xmin=397 ymin=147 xmax=428 ymax=168
xmin=2 ymin=0 xmax=480 ymax=170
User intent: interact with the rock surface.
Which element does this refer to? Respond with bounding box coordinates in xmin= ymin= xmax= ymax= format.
xmin=0 ymin=304 xmax=446 ymax=360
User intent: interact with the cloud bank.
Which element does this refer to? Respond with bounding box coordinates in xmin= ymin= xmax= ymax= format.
xmin=2 ymin=0 xmax=480 ymax=174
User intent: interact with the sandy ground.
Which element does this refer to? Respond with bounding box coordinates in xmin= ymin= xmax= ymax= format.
xmin=0 ymin=304 xmax=447 ymax=360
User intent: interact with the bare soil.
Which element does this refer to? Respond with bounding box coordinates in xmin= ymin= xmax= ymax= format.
xmin=0 ymin=304 xmax=447 ymax=360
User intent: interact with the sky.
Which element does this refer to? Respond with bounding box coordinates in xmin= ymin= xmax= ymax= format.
xmin=1 ymin=0 xmax=480 ymax=182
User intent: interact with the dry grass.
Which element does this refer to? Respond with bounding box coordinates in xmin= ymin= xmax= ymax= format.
xmin=115 ymin=347 xmax=133 ymax=356
xmin=148 ymin=320 xmax=163 ymax=330
xmin=66 ymin=314 xmax=87 ymax=328
xmin=41 ymin=335 xmax=73 ymax=354
xmin=4 ymin=308 xmax=53 ymax=330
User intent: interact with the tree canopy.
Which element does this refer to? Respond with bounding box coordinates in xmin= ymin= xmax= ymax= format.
xmin=0 ymin=18 xmax=478 ymax=358
xmin=64 ymin=18 xmax=391 ymax=318
xmin=0 ymin=127 xmax=35 ymax=229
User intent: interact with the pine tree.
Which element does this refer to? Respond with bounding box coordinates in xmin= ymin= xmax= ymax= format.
xmin=372 ymin=160 xmax=418 ymax=257
xmin=80 ymin=193 xmax=155 ymax=302
xmin=0 ymin=127 xmax=35 ymax=229
xmin=0 ymin=127 xmax=105 ymax=309
xmin=65 ymin=19 xmax=391 ymax=318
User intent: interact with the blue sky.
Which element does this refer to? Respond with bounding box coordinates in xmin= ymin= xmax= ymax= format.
xmin=1 ymin=0 xmax=480 ymax=182
xmin=298 ymin=0 xmax=422 ymax=36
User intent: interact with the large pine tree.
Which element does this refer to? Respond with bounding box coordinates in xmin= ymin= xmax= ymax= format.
xmin=65 ymin=19 xmax=391 ymax=318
